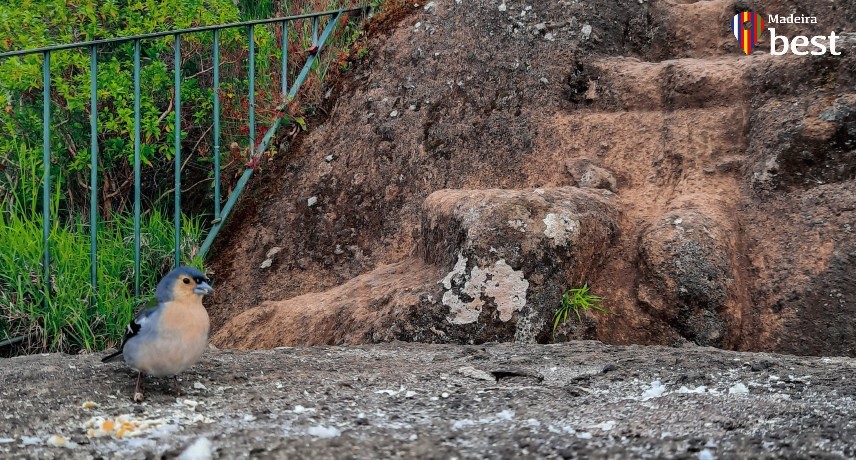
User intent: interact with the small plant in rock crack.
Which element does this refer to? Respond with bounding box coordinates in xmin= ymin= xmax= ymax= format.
xmin=553 ymin=284 xmax=610 ymax=337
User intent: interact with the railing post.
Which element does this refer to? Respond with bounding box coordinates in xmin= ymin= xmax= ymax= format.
xmin=89 ymin=45 xmax=98 ymax=300
xmin=281 ymin=21 xmax=288 ymax=97
xmin=288 ymin=12 xmax=342 ymax=99
xmin=42 ymin=51 xmax=51 ymax=294
xmin=248 ymin=25 xmax=256 ymax=156
xmin=133 ymin=39 xmax=142 ymax=297
xmin=312 ymin=17 xmax=318 ymax=45
xmin=213 ymin=29 xmax=221 ymax=220
xmin=174 ymin=34 xmax=182 ymax=267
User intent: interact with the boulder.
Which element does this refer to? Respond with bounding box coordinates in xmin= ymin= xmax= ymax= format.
xmin=420 ymin=187 xmax=619 ymax=343
xmin=565 ymin=158 xmax=618 ymax=192
xmin=637 ymin=210 xmax=736 ymax=347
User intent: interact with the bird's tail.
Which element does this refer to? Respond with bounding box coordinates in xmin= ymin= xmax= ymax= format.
xmin=101 ymin=350 xmax=123 ymax=363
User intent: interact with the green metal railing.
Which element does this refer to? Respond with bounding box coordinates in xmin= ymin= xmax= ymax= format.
xmin=0 ymin=6 xmax=368 ymax=299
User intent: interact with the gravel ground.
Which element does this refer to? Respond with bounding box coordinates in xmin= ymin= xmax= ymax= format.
xmin=1 ymin=341 xmax=855 ymax=459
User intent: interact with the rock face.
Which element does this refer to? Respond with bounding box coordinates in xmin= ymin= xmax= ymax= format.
xmin=207 ymin=0 xmax=856 ymax=355
xmin=213 ymin=261 xmax=442 ymax=348
xmin=215 ymin=187 xmax=618 ymax=348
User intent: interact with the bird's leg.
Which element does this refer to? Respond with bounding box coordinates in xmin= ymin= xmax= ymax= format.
xmin=173 ymin=376 xmax=182 ymax=397
xmin=133 ymin=371 xmax=145 ymax=403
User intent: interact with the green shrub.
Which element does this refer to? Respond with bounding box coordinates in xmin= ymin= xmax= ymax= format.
xmin=0 ymin=0 xmax=279 ymax=217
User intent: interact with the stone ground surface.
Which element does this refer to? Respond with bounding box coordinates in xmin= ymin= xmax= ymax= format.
xmin=2 ymin=342 xmax=856 ymax=459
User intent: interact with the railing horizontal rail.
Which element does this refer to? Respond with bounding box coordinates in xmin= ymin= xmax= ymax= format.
xmin=0 ymin=7 xmax=367 ymax=59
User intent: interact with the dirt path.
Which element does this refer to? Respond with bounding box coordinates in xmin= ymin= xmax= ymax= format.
xmin=2 ymin=342 xmax=855 ymax=458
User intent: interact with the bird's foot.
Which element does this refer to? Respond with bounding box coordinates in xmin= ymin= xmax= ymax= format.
xmin=173 ymin=377 xmax=182 ymax=397
xmin=133 ymin=371 xmax=145 ymax=403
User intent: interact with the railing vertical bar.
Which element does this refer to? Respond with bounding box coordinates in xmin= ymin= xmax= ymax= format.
xmin=281 ymin=21 xmax=288 ymax=97
xmin=288 ymin=12 xmax=342 ymax=99
xmin=89 ymin=45 xmax=98 ymax=301
xmin=213 ymin=29 xmax=221 ymax=219
xmin=197 ymin=11 xmax=346 ymax=259
xmin=174 ymin=34 xmax=182 ymax=267
xmin=41 ymin=51 xmax=51 ymax=294
xmin=312 ymin=17 xmax=318 ymax=45
xmin=248 ymin=25 xmax=256 ymax=157
xmin=133 ymin=39 xmax=142 ymax=297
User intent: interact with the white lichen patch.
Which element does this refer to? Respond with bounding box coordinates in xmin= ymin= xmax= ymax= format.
xmin=443 ymin=266 xmax=485 ymax=325
xmin=440 ymin=253 xmax=469 ymax=290
xmin=440 ymin=254 xmax=529 ymax=325
xmin=543 ymin=212 xmax=580 ymax=247
xmin=507 ymin=219 xmax=527 ymax=233
xmin=484 ymin=260 xmax=528 ymax=321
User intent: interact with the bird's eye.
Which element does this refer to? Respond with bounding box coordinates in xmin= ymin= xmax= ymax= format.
xmin=182 ymin=278 xmax=191 ymax=284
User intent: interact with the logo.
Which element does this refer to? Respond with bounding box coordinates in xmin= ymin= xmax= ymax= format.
xmin=732 ymin=12 xmax=766 ymax=55
xmin=731 ymin=11 xmax=842 ymax=56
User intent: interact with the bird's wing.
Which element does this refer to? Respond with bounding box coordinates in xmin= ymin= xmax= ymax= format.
xmin=102 ymin=303 xmax=160 ymax=363
xmin=124 ymin=304 xmax=159 ymax=343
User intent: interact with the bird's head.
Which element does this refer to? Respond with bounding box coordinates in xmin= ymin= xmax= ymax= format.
xmin=155 ymin=266 xmax=214 ymax=303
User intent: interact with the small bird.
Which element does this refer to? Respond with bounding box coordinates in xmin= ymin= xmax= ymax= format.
xmin=102 ymin=266 xmax=213 ymax=402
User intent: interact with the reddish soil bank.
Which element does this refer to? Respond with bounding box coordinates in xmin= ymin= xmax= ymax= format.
xmin=206 ymin=0 xmax=856 ymax=356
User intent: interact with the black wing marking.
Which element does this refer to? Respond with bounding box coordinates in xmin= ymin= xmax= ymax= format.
xmin=101 ymin=304 xmax=158 ymax=363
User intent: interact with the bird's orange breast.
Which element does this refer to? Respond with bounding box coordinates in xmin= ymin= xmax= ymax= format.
xmin=132 ymin=298 xmax=210 ymax=376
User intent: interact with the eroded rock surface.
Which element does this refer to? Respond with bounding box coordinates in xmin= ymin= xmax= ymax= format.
xmin=215 ymin=187 xmax=618 ymax=348
xmin=207 ymin=0 xmax=856 ymax=354
xmin=638 ymin=211 xmax=738 ymax=348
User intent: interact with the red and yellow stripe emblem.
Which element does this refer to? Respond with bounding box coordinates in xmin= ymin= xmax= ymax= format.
xmin=732 ymin=11 xmax=766 ymax=55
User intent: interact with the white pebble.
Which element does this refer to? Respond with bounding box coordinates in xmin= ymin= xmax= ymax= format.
xmin=699 ymin=448 xmax=715 ymax=460
xmin=307 ymin=425 xmax=341 ymax=438
xmin=178 ymin=437 xmax=213 ymax=460
xmin=729 ymin=383 xmax=749 ymax=394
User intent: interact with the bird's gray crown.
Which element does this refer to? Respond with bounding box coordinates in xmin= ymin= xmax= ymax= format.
xmin=155 ymin=266 xmax=209 ymax=303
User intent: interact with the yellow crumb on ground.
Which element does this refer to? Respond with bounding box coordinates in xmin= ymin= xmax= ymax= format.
xmin=84 ymin=415 xmax=165 ymax=439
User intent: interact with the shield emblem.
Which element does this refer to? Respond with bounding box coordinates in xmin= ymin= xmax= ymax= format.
xmin=732 ymin=12 xmax=767 ymax=55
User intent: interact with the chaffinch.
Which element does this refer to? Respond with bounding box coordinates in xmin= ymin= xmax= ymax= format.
xmin=102 ymin=266 xmax=213 ymax=402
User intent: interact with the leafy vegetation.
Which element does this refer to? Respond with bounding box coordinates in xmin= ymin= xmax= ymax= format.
xmin=0 ymin=0 xmax=371 ymax=354
xmin=552 ymin=284 xmax=610 ymax=337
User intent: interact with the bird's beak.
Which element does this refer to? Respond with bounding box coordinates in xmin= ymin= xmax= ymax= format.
xmin=193 ymin=281 xmax=214 ymax=296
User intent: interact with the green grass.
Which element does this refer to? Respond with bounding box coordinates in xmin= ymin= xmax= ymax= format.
xmin=0 ymin=142 xmax=204 ymax=355
xmin=552 ymin=284 xmax=610 ymax=337
xmin=0 ymin=208 xmax=204 ymax=354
